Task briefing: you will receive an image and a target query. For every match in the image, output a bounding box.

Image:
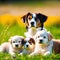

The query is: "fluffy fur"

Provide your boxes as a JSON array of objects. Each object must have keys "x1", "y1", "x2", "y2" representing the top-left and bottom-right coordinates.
[
  {"x1": 29, "y1": 30, "x2": 53, "y2": 56},
  {"x1": 0, "y1": 35, "x2": 25, "y2": 57},
  {"x1": 21, "y1": 37, "x2": 35, "y2": 55}
]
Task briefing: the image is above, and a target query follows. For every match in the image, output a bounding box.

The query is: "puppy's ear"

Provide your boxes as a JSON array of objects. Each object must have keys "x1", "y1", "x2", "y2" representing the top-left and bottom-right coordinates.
[
  {"x1": 30, "y1": 38, "x2": 35, "y2": 44},
  {"x1": 48, "y1": 32, "x2": 53, "y2": 41},
  {"x1": 36, "y1": 13, "x2": 48, "y2": 23},
  {"x1": 9, "y1": 37, "x2": 12, "y2": 44},
  {"x1": 21, "y1": 12, "x2": 31, "y2": 23},
  {"x1": 22, "y1": 38, "x2": 25, "y2": 45},
  {"x1": 21, "y1": 15, "x2": 26, "y2": 23},
  {"x1": 27, "y1": 12, "x2": 32, "y2": 16}
]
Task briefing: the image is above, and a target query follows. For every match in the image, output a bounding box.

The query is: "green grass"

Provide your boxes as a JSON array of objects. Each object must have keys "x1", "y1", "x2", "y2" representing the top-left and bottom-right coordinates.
[
  {"x1": 0, "y1": 23, "x2": 60, "y2": 60},
  {"x1": 45, "y1": 24, "x2": 60, "y2": 39}
]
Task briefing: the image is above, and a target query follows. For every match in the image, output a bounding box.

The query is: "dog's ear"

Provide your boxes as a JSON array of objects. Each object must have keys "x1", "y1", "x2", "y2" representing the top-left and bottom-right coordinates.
[
  {"x1": 9, "y1": 37, "x2": 12, "y2": 44},
  {"x1": 21, "y1": 15, "x2": 26, "y2": 23},
  {"x1": 48, "y1": 32, "x2": 53, "y2": 41},
  {"x1": 21, "y1": 12, "x2": 31, "y2": 23},
  {"x1": 27, "y1": 12, "x2": 32, "y2": 16},
  {"x1": 30, "y1": 38, "x2": 35, "y2": 44},
  {"x1": 36, "y1": 13, "x2": 48, "y2": 23},
  {"x1": 22, "y1": 38, "x2": 25, "y2": 45}
]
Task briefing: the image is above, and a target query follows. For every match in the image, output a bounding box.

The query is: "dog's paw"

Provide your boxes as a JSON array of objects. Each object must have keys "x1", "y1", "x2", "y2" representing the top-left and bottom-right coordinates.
[
  {"x1": 44, "y1": 51, "x2": 50, "y2": 56},
  {"x1": 18, "y1": 53, "x2": 23, "y2": 56},
  {"x1": 12, "y1": 54, "x2": 16, "y2": 58}
]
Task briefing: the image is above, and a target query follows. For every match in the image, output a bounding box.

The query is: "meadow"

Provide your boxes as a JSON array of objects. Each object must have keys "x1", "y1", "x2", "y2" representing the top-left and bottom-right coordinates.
[{"x1": 0, "y1": 14, "x2": 60, "y2": 60}]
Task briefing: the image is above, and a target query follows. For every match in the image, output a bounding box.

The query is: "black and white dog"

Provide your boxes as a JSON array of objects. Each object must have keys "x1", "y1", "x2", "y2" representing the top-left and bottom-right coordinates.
[
  {"x1": 22, "y1": 12, "x2": 48, "y2": 30},
  {"x1": 22, "y1": 12, "x2": 48, "y2": 38}
]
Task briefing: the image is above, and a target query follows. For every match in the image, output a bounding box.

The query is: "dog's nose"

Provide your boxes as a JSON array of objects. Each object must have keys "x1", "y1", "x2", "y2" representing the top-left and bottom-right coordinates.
[
  {"x1": 39, "y1": 39, "x2": 43, "y2": 43},
  {"x1": 26, "y1": 45, "x2": 29, "y2": 47},
  {"x1": 31, "y1": 22, "x2": 34, "y2": 27},
  {"x1": 15, "y1": 44, "x2": 18, "y2": 47}
]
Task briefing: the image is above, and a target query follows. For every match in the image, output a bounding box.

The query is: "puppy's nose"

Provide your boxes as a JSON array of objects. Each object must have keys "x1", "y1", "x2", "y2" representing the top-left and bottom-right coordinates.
[
  {"x1": 31, "y1": 22, "x2": 34, "y2": 27},
  {"x1": 26, "y1": 45, "x2": 29, "y2": 47},
  {"x1": 15, "y1": 44, "x2": 18, "y2": 47},
  {"x1": 39, "y1": 39, "x2": 43, "y2": 43}
]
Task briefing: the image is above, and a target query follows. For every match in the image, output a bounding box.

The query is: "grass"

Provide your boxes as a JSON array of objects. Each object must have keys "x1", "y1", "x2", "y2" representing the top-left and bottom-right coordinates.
[
  {"x1": 0, "y1": 23, "x2": 60, "y2": 60},
  {"x1": 45, "y1": 24, "x2": 60, "y2": 39}
]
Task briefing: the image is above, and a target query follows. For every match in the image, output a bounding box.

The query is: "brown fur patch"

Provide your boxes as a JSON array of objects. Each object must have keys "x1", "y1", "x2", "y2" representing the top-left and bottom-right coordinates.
[
  {"x1": 29, "y1": 38, "x2": 35, "y2": 44},
  {"x1": 53, "y1": 40, "x2": 60, "y2": 54}
]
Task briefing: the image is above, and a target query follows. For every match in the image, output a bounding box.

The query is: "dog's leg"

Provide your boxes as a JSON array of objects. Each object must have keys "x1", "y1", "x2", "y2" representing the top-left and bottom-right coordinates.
[
  {"x1": 0, "y1": 45, "x2": 5, "y2": 52},
  {"x1": 44, "y1": 51, "x2": 50, "y2": 56},
  {"x1": 9, "y1": 46, "x2": 15, "y2": 58},
  {"x1": 29, "y1": 51, "x2": 37, "y2": 56}
]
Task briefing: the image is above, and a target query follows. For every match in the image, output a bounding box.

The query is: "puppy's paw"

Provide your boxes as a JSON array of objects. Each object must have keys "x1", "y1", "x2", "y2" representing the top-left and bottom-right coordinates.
[
  {"x1": 18, "y1": 53, "x2": 23, "y2": 56},
  {"x1": 12, "y1": 54, "x2": 16, "y2": 58},
  {"x1": 44, "y1": 51, "x2": 50, "y2": 56}
]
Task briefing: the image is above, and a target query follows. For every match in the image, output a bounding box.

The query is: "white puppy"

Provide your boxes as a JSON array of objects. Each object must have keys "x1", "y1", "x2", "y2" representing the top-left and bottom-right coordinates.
[
  {"x1": 29, "y1": 30, "x2": 53, "y2": 56},
  {"x1": 0, "y1": 35, "x2": 25, "y2": 57}
]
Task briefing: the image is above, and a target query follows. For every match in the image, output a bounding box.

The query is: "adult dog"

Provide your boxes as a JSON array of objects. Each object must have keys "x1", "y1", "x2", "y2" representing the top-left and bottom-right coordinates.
[
  {"x1": 22, "y1": 12, "x2": 48, "y2": 30},
  {"x1": 22, "y1": 12, "x2": 48, "y2": 37}
]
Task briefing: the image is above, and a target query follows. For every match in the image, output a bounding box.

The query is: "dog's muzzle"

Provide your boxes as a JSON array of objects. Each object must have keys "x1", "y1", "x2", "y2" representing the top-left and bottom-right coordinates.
[
  {"x1": 31, "y1": 22, "x2": 34, "y2": 27},
  {"x1": 39, "y1": 39, "x2": 43, "y2": 43},
  {"x1": 15, "y1": 44, "x2": 18, "y2": 47},
  {"x1": 26, "y1": 45, "x2": 29, "y2": 47}
]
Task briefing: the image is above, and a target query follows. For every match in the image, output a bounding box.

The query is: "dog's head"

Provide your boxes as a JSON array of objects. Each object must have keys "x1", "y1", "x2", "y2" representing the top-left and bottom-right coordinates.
[
  {"x1": 9, "y1": 36, "x2": 25, "y2": 49},
  {"x1": 34, "y1": 30, "x2": 53, "y2": 46},
  {"x1": 24, "y1": 37, "x2": 35, "y2": 51},
  {"x1": 21, "y1": 12, "x2": 48, "y2": 30}
]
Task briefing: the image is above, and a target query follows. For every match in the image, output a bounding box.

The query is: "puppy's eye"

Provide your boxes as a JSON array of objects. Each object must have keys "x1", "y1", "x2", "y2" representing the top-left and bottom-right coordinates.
[
  {"x1": 28, "y1": 16, "x2": 32, "y2": 20},
  {"x1": 29, "y1": 42, "x2": 32, "y2": 45},
  {"x1": 19, "y1": 41, "x2": 21, "y2": 43},
  {"x1": 44, "y1": 36, "x2": 46, "y2": 38},
  {"x1": 13, "y1": 41, "x2": 15, "y2": 43},
  {"x1": 38, "y1": 36, "x2": 40, "y2": 38}
]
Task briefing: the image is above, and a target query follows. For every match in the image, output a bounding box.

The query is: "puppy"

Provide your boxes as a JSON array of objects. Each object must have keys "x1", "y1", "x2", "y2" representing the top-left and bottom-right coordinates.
[
  {"x1": 22, "y1": 37, "x2": 35, "y2": 54},
  {"x1": 29, "y1": 30, "x2": 53, "y2": 56},
  {"x1": 22, "y1": 12, "x2": 48, "y2": 38},
  {"x1": 22, "y1": 12, "x2": 48, "y2": 30},
  {"x1": 0, "y1": 35, "x2": 25, "y2": 57}
]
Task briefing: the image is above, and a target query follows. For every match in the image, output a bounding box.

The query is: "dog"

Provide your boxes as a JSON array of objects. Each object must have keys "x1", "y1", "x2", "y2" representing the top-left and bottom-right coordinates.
[
  {"x1": 29, "y1": 30, "x2": 53, "y2": 56},
  {"x1": 22, "y1": 12, "x2": 48, "y2": 30},
  {"x1": 0, "y1": 35, "x2": 25, "y2": 58},
  {"x1": 22, "y1": 12, "x2": 48, "y2": 38},
  {"x1": 21, "y1": 37, "x2": 35, "y2": 55}
]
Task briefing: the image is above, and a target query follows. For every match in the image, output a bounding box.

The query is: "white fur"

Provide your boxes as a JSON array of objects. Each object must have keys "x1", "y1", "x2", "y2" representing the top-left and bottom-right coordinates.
[
  {"x1": 0, "y1": 35, "x2": 24, "y2": 57},
  {"x1": 24, "y1": 27, "x2": 46, "y2": 38},
  {"x1": 28, "y1": 14, "x2": 36, "y2": 28},
  {"x1": 24, "y1": 28, "x2": 37, "y2": 38},
  {"x1": 29, "y1": 30, "x2": 53, "y2": 56}
]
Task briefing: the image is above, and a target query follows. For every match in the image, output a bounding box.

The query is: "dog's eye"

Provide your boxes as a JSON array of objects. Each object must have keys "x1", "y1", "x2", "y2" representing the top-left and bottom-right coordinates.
[
  {"x1": 29, "y1": 42, "x2": 32, "y2": 45},
  {"x1": 13, "y1": 41, "x2": 15, "y2": 43},
  {"x1": 19, "y1": 41, "x2": 21, "y2": 43},
  {"x1": 38, "y1": 36, "x2": 40, "y2": 38},
  {"x1": 28, "y1": 16, "x2": 32, "y2": 20},
  {"x1": 44, "y1": 36, "x2": 46, "y2": 38}
]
